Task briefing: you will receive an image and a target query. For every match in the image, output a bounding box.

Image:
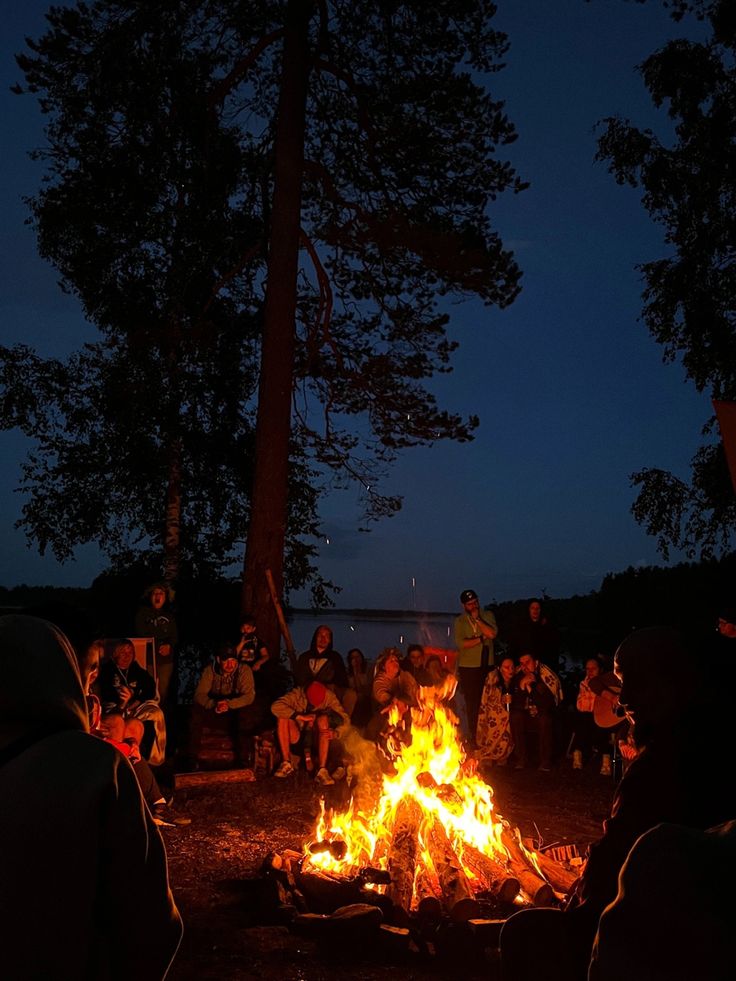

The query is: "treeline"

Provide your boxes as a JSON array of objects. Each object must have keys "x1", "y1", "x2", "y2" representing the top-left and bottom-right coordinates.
[
  {"x1": 2, "y1": 552, "x2": 734, "y2": 663},
  {"x1": 494, "y1": 553, "x2": 736, "y2": 665}
]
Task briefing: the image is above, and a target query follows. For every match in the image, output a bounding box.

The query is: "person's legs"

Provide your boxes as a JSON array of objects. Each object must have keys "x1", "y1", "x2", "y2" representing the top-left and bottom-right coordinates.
[
  {"x1": 233, "y1": 703, "x2": 264, "y2": 766},
  {"x1": 132, "y1": 758, "x2": 164, "y2": 808},
  {"x1": 538, "y1": 712, "x2": 554, "y2": 769},
  {"x1": 458, "y1": 666, "x2": 484, "y2": 743},
  {"x1": 509, "y1": 710, "x2": 527, "y2": 766}
]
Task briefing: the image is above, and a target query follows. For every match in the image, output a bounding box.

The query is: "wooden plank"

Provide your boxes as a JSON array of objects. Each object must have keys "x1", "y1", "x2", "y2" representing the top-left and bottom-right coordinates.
[{"x1": 175, "y1": 768, "x2": 257, "y2": 788}]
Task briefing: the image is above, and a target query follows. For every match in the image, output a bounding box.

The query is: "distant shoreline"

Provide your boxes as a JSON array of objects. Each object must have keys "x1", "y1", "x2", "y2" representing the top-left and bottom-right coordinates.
[{"x1": 286, "y1": 608, "x2": 456, "y2": 619}]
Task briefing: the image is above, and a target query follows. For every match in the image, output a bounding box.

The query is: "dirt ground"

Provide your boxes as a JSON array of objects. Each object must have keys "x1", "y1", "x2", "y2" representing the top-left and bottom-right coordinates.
[{"x1": 162, "y1": 761, "x2": 615, "y2": 981}]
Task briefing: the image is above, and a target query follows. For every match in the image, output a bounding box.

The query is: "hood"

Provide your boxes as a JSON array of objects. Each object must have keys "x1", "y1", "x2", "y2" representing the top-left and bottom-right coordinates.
[{"x1": 0, "y1": 615, "x2": 89, "y2": 751}]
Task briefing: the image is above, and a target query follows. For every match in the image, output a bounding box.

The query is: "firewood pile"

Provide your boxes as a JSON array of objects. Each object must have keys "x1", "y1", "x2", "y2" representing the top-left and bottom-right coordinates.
[{"x1": 255, "y1": 806, "x2": 579, "y2": 964}]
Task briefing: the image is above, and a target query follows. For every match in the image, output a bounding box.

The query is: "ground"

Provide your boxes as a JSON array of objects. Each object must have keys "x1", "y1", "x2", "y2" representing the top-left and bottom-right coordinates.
[{"x1": 162, "y1": 762, "x2": 614, "y2": 981}]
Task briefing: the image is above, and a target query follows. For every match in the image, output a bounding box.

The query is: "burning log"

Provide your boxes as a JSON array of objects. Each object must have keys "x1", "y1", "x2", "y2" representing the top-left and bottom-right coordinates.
[
  {"x1": 536, "y1": 852, "x2": 579, "y2": 896},
  {"x1": 425, "y1": 816, "x2": 480, "y2": 921},
  {"x1": 294, "y1": 868, "x2": 363, "y2": 914},
  {"x1": 414, "y1": 865, "x2": 443, "y2": 920},
  {"x1": 385, "y1": 798, "x2": 422, "y2": 920},
  {"x1": 460, "y1": 843, "x2": 521, "y2": 904},
  {"x1": 500, "y1": 828, "x2": 556, "y2": 908}
]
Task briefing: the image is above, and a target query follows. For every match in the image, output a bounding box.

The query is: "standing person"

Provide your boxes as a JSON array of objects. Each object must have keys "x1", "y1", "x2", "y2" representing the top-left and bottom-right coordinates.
[
  {"x1": 454, "y1": 588, "x2": 498, "y2": 747},
  {"x1": 510, "y1": 598, "x2": 561, "y2": 672},
  {"x1": 0, "y1": 615, "x2": 182, "y2": 981},
  {"x1": 476, "y1": 655, "x2": 516, "y2": 766},
  {"x1": 499, "y1": 625, "x2": 733, "y2": 981},
  {"x1": 135, "y1": 582, "x2": 178, "y2": 706},
  {"x1": 294, "y1": 624, "x2": 349, "y2": 707}
]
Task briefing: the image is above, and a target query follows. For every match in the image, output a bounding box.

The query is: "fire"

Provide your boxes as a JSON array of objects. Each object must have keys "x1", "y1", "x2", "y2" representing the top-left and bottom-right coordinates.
[{"x1": 304, "y1": 679, "x2": 517, "y2": 905}]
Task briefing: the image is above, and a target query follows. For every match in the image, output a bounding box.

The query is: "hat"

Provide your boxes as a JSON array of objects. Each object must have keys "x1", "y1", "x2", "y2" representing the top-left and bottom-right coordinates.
[
  {"x1": 305, "y1": 681, "x2": 327, "y2": 706},
  {"x1": 460, "y1": 589, "x2": 478, "y2": 604}
]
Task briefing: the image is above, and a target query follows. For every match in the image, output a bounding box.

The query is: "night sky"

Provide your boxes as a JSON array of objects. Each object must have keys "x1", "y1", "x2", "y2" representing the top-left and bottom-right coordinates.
[{"x1": 0, "y1": 1, "x2": 713, "y2": 609}]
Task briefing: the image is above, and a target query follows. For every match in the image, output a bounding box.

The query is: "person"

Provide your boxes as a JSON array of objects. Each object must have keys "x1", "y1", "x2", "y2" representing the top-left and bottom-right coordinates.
[
  {"x1": 0, "y1": 614, "x2": 182, "y2": 980},
  {"x1": 234, "y1": 614, "x2": 269, "y2": 672},
  {"x1": 509, "y1": 597, "x2": 561, "y2": 672},
  {"x1": 476, "y1": 654, "x2": 516, "y2": 766},
  {"x1": 96, "y1": 637, "x2": 168, "y2": 765},
  {"x1": 365, "y1": 647, "x2": 419, "y2": 744},
  {"x1": 402, "y1": 643, "x2": 431, "y2": 684},
  {"x1": 589, "y1": 818, "x2": 736, "y2": 981},
  {"x1": 499, "y1": 625, "x2": 734, "y2": 981},
  {"x1": 188, "y1": 643, "x2": 264, "y2": 770},
  {"x1": 345, "y1": 647, "x2": 373, "y2": 726},
  {"x1": 716, "y1": 604, "x2": 736, "y2": 639},
  {"x1": 454, "y1": 588, "x2": 498, "y2": 746},
  {"x1": 293, "y1": 624, "x2": 349, "y2": 709},
  {"x1": 570, "y1": 656, "x2": 613, "y2": 774},
  {"x1": 508, "y1": 652, "x2": 562, "y2": 771},
  {"x1": 271, "y1": 680, "x2": 349, "y2": 785},
  {"x1": 135, "y1": 582, "x2": 178, "y2": 706}
]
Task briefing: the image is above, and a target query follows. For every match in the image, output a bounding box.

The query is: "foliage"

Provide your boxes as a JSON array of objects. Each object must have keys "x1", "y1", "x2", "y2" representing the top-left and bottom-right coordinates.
[
  {"x1": 3, "y1": 1, "x2": 525, "y2": 605},
  {"x1": 596, "y1": 0, "x2": 736, "y2": 558}
]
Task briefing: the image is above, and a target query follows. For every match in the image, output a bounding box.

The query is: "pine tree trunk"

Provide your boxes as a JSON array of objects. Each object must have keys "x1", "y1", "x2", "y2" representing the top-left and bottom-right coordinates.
[{"x1": 242, "y1": 0, "x2": 313, "y2": 656}]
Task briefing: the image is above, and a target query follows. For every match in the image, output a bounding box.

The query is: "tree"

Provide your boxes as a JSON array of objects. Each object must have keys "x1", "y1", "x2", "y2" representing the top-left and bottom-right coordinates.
[
  {"x1": 4, "y1": 1, "x2": 526, "y2": 655},
  {"x1": 596, "y1": 0, "x2": 736, "y2": 558}
]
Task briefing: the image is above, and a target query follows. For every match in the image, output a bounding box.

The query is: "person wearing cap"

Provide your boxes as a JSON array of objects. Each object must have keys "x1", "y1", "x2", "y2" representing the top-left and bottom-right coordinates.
[
  {"x1": 188, "y1": 643, "x2": 263, "y2": 771},
  {"x1": 271, "y1": 680, "x2": 349, "y2": 784},
  {"x1": 454, "y1": 588, "x2": 498, "y2": 746},
  {"x1": 499, "y1": 625, "x2": 733, "y2": 981}
]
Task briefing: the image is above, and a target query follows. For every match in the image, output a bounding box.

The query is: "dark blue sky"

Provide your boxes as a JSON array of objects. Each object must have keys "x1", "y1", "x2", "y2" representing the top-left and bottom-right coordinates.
[{"x1": 0, "y1": 2, "x2": 713, "y2": 609}]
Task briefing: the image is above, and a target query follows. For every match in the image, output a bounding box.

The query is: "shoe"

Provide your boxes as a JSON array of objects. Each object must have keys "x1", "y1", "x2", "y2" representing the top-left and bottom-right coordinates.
[
  {"x1": 315, "y1": 767, "x2": 335, "y2": 786},
  {"x1": 331, "y1": 766, "x2": 346, "y2": 781},
  {"x1": 600, "y1": 754, "x2": 612, "y2": 776},
  {"x1": 514, "y1": 763, "x2": 525, "y2": 770},
  {"x1": 274, "y1": 760, "x2": 295, "y2": 778},
  {"x1": 152, "y1": 804, "x2": 191, "y2": 827},
  {"x1": 538, "y1": 765, "x2": 551, "y2": 773},
  {"x1": 572, "y1": 750, "x2": 583, "y2": 770}
]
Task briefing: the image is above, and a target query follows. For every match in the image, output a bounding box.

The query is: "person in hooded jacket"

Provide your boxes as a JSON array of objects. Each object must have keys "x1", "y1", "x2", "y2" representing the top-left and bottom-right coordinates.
[
  {"x1": 0, "y1": 614, "x2": 182, "y2": 981},
  {"x1": 135, "y1": 583, "x2": 178, "y2": 705}
]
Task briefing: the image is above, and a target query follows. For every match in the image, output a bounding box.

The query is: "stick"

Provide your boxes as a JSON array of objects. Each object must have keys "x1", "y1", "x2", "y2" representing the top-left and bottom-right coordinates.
[{"x1": 265, "y1": 568, "x2": 297, "y2": 673}]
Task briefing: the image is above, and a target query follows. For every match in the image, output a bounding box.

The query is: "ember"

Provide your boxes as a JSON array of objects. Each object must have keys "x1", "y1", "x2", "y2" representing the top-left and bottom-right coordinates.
[{"x1": 302, "y1": 680, "x2": 574, "y2": 920}]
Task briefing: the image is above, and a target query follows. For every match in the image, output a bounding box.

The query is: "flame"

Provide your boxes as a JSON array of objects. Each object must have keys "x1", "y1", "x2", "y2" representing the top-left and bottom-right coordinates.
[{"x1": 305, "y1": 681, "x2": 516, "y2": 901}]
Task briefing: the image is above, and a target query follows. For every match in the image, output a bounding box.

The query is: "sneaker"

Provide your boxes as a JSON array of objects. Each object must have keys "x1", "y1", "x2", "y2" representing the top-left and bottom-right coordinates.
[
  {"x1": 315, "y1": 767, "x2": 335, "y2": 786},
  {"x1": 274, "y1": 760, "x2": 295, "y2": 778},
  {"x1": 538, "y1": 765, "x2": 552, "y2": 773},
  {"x1": 331, "y1": 766, "x2": 346, "y2": 781},
  {"x1": 152, "y1": 804, "x2": 191, "y2": 827},
  {"x1": 572, "y1": 750, "x2": 583, "y2": 770}
]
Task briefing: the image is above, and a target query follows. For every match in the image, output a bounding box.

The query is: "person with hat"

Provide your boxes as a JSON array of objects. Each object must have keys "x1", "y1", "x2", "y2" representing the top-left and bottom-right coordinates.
[
  {"x1": 271, "y1": 680, "x2": 349, "y2": 784},
  {"x1": 454, "y1": 588, "x2": 498, "y2": 747},
  {"x1": 188, "y1": 643, "x2": 264, "y2": 772}
]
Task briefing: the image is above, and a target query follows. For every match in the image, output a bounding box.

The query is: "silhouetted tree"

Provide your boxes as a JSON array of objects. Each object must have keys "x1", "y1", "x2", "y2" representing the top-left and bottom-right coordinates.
[
  {"x1": 3, "y1": 1, "x2": 526, "y2": 655},
  {"x1": 596, "y1": 0, "x2": 736, "y2": 558}
]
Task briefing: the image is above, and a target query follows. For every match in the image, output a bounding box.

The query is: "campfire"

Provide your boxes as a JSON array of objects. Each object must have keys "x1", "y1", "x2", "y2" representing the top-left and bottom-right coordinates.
[{"x1": 296, "y1": 680, "x2": 578, "y2": 924}]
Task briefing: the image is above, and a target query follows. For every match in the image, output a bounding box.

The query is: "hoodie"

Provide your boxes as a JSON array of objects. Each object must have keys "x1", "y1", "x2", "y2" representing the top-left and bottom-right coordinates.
[{"x1": 0, "y1": 615, "x2": 182, "y2": 981}]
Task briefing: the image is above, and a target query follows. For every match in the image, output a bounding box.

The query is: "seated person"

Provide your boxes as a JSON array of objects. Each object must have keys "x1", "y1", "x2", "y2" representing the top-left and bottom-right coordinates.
[
  {"x1": 78, "y1": 640, "x2": 185, "y2": 823},
  {"x1": 402, "y1": 644, "x2": 432, "y2": 684},
  {"x1": 96, "y1": 638, "x2": 167, "y2": 765},
  {"x1": 188, "y1": 643, "x2": 264, "y2": 770},
  {"x1": 476, "y1": 654, "x2": 516, "y2": 766},
  {"x1": 345, "y1": 647, "x2": 373, "y2": 726},
  {"x1": 570, "y1": 656, "x2": 614, "y2": 774},
  {"x1": 365, "y1": 647, "x2": 419, "y2": 743},
  {"x1": 271, "y1": 680, "x2": 349, "y2": 785},
  {"x1": 508, "y1": 652, "x2": 562, "y2": 771}
]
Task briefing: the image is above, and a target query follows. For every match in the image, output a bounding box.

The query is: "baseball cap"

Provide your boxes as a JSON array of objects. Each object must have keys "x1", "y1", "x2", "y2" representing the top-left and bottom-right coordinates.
[{"x1": 460, "y1": 589, "x2": 478, "y2": 604}]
